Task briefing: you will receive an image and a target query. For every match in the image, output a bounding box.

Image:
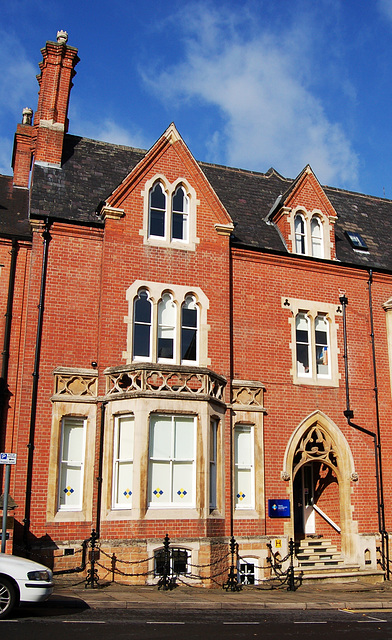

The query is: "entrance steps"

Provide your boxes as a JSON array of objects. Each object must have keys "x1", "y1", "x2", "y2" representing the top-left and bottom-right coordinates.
[{"x1": 295, "y1": 538, "x2": 384, "y2": 584}]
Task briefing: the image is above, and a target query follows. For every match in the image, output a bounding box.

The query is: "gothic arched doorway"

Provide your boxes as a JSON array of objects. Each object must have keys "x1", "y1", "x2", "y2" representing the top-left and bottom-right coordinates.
[{"x1": 283, "y1": 412, "x2": 358, "y2": 562}]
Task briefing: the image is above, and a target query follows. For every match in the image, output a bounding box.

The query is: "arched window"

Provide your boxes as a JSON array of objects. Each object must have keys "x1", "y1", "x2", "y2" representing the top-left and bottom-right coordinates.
[
  {"x1": 294, "y1": 214, "x2": 306, "y2": 254},
  {"x1": 149, "y1": 182, "x2": 166, "y2": 238},
  {"x1": 296, "y1": 313, "x2": 311, "y2": 376},
  {"x1": 158, "y1": 293, "x2": 176, "y2": 361},
  {"x1": 311, "y1": 217, "x2": 323, "y2": 258},
  {"x1": 181, "y1": 295, "x2": 198, "y2": 362},
  {"x1": 133, "y1": 290, "x2": 152, "y2": 359},
  {"x1": 172, "y1": 185, "x2": 189, "y2": 241}
]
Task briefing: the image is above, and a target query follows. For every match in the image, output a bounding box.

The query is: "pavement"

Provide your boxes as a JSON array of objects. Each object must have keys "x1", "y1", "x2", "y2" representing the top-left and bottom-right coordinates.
[{"x1": 48, "y1": 575, "x2": 392, "y2": 611}]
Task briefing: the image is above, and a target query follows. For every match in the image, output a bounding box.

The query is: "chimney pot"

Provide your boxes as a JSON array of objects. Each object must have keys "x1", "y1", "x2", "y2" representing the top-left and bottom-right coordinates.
[
  {"x1": 56, "y1": 30, "x2": 68, "y2": 44},
  {"x1": 22, "y1": 107, "x2": 33, "y2": 126}
]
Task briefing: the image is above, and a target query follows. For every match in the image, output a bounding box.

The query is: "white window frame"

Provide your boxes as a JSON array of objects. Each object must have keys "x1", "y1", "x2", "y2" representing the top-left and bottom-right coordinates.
[
  {"x1": 310, "y1": 216, "x2": 323, "y2": 258},
  {"x1": 58, "y1": 417, "x2": 86, "y2": 512},
  {"x1": 125, "y1": 281, "x2": 209, "y2": 366},
  {"x1": 148, "y1": 414, "x2": 197, "y2": 508},
  {"x1": 294, "y1": 213, "x2": 306, "y2": 255},
  {"x1": 141, "y1": 175, "x2": 199, "y2": 251},
  {"x1": 234, "y1": 424, "x2": 255, "y2": 510},
  {"x1": 171, "y1": 185, "x2": 189, "y2": 243},
  {"x1": 112, "y1": 415, "x2": 134, "y2": 509},
  {"x1": 283, "y1": 297, "x2": 340, "y2": 387},
  {"x1": 181, "y1": 294, "x2": 199, "y2": 365}
]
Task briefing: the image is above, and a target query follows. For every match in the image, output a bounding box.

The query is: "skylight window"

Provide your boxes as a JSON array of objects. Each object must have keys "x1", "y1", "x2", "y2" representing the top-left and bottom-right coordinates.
[{"x1": 345, "y1": 231, "x2": 368, "y2": 251}]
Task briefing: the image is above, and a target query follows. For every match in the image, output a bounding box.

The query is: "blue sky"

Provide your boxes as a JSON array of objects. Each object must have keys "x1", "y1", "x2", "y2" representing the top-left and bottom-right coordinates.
[{"x1": 1, "y1": 0, "x2": 392, "y2": 198}]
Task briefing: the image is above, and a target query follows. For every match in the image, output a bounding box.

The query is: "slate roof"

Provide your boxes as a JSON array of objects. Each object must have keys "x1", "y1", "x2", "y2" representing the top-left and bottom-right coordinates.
[
  {"x1": 0, "y1": 175, "x2": 30, "y2": 239},
  {"x1": 28, "y1": 133, "x2": 392, "y2": 272}
]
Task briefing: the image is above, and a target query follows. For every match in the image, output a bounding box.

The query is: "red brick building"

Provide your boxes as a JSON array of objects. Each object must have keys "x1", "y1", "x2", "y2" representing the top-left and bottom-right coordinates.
[{"x1": 1, "y1": 31, "x2": 392, "y2": 584}]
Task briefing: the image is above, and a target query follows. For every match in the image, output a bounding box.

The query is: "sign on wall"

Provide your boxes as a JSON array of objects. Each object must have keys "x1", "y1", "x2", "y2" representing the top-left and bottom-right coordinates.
[{"x1": 268, "y1": 499, "x2": 290, "y2": 518}]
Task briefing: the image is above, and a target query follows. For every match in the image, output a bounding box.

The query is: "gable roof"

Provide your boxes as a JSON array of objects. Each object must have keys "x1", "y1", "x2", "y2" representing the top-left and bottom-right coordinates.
[{"x1": 27, "y1": 132, "x2": 392, "y2": 271}]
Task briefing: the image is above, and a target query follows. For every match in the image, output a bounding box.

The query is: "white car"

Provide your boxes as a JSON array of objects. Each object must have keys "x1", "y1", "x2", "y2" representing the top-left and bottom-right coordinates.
[{"x1": 0, "y1": 553, "x2": 53, "y2": 618}]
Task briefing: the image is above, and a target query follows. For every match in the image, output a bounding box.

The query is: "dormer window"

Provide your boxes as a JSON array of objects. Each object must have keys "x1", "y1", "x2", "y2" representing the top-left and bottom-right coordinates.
[{"x1": 291, "y1": 208, "x2": 328, "y2": 259}]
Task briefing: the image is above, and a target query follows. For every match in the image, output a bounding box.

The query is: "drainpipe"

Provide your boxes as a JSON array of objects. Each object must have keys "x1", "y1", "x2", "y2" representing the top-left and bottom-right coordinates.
[
  {"x1": 95, "y1": 400, "x2": 107, "y2": 538},
  {"x1": 367, "y1": 270, "x2": 389, "y2": 576},
  {"x1": 0, "y1": 238, "x2": 19, "y2": 443},
  {"x1": 23, "y1": 219, "x2": 51, "y2": 551},
  {"x1": 339, "y1": 293, "x2": 389, "y2": 578},
  {"x1": 228, "y1": 248, "x2": 234, "y2": 542}
]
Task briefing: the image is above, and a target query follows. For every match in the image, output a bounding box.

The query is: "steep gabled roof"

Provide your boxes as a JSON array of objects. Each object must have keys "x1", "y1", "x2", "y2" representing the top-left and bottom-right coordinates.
[
  {"x1": 28, "y1": 132, "x2": 392, "y2": 271},
  {"x1": 0, "y1": 175, "x2": 30, "y2": 239}
]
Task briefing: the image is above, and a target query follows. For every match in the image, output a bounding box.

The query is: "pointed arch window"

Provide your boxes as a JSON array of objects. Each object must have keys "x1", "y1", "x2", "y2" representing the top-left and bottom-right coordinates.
[
  {"x1": 181, "y1": 295, "x2": 198, "y2": 363},
  {"x1": 294, "y1": 214, "x2": 306, "y2": 255},
  {"x1": 149, "y1": 182, "x2": 166, "y2": 238},
  {"x1": 133, "y1": 290, "x2": 152, "y2": 360},
  {"x1": 172, "y1": 185, "x2": 189, "y2": 241},
  {"x1": 158, "y1": 293, "x2": 176, "y2": 361},
  {"x1": 311, "y1": 216, "x2": 323, "y2": 258}
]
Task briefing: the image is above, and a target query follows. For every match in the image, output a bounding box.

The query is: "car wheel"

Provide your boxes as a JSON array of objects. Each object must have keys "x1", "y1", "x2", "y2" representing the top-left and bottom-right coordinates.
[{"x1": 0, "y1": 577, "x2": 17, "y2": 619}]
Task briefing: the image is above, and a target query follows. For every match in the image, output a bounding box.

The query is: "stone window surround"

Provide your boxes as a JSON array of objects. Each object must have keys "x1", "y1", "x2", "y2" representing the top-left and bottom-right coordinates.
[
  {"x1": 289, "y1": 205, "x2": 332, "y2": 260},
  {"x1": 124, "y1": 280, "x2": 210, "y2": 367},
  {"x1": 282, "y1": 296, "x2": 341, "y2": 387},
  {"x1": 140, "y1": 174, "x2": 200, "y2": 251},
  {"x1": 46, "y1": 401, "x2": 96, "y2": 523}
]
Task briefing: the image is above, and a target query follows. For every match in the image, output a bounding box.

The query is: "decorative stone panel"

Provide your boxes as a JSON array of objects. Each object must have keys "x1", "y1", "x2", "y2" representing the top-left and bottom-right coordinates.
[
  {"x1": 104, "y1": 363, "x2": 226, "y2": 404},
  {"x1": 231, "y1": 380, "x2": 265, "y2": 411},
  {"x1": 53, "y1": 367, "x2": 98, "y2": 400}
]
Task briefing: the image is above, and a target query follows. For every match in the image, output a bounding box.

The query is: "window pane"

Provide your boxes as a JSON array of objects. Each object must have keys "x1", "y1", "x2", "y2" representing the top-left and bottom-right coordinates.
[
  {"x1": 172, "y1": 549, "x2": 188, "y2": 574},
  {"x1": 210, "y1": 421, "x2": 217, "y2": 509},
  {"x1": 296, "y1": 314, "x2": 310, "y2": 375},
  {"x1": 315, "y1": 315, "x2": 329, "y2": 376},
  {"x1": 158, "y1": 294, "x2": 175, "y2": 360},
  {"x1": 149, "y1": 183, "x2": 166, "y2": 237},
  {"x1": 62, "y1": 422, "x2": 84, "y2": 461},
  {"x1": 115, "y1": 461, "x2": 133, "y2": 506},
  {"x1": 235, "y1": 427, "x2": 252, "y2": 466},
  {"x1": 172, "y1": 213, "x2": 186, "y2": 240},
  {"x1": 295, "y1": 215, "x2": 306, "y2": 254},
  {"x1": 172, "y1": 187, "x2": 186, "y2": 213},
  {"x1": 134, "y1": 292, "x2": 151, "y2": 323},
  {"x1": 150, "y1": 461, "x2": 170, "y2": 503},
  {"x1": 235, "y1": 468, "x2": 252, "y2": 507},
  {"x1": 173, "y1": 462, "x2": 193, "y2": 504},
  {"x1": 59, "y1": 464, "x2": 82, "y2": 508},
  {"x1": 150, "y1": 416, "x2": 172, "y2": 459},
  {"x1": 181, "y1": 297, "x2": 197, "y2": 362},
  {"x1": 311, "y1": 217, "x2": 323, "y2": 258},
  {"x1": 134, "y1": 324, "x2": 150, "y2": 357},
  {"x1": 174, "y1": 417, "x2": 194, "y2": 459},
  {"x1": 117, "y1": 416, "x2": 134, "y2": 460}
]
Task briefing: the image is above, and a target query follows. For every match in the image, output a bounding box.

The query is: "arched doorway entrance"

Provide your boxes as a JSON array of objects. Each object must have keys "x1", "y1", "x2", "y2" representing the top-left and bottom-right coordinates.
[
  {"x1": 292, "y1": 427, "x2": 340, "y2": 539},
  {"x1": 283, "y1": 412, "x2": 358, "y2": 562}
]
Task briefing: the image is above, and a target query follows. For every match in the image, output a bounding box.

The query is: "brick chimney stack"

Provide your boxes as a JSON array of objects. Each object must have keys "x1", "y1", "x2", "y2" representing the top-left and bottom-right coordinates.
[
  {"x1": 33, "y1": 30, "x2": 79, "y2": 166},
  {"x1": 12, "y1": 32, "x2": 79, "y2": 187},
  {"x1": 12, "y1": 108, "x2": 34, "y2": 188}
]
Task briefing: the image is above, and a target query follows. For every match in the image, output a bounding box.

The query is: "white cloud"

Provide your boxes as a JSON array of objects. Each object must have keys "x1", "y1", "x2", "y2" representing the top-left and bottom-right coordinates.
[
  {"x1": 378, "y1": 0, "x2": 392, "y2": 21},
  {"x1": 144, "y1": 6, "x2": 358, "y2": 187},
  {"x1": 69, "y1": 104, "x2": 150, "y2": 150},
  {"x1": 0, "y1": 30, "x2": 36, "y2": 116}
]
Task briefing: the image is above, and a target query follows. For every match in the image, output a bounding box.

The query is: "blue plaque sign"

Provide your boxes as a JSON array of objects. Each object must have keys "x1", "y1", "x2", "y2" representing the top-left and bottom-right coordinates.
[{"x1": 268, "y1": 499, "x2": 290, "y2": 518}]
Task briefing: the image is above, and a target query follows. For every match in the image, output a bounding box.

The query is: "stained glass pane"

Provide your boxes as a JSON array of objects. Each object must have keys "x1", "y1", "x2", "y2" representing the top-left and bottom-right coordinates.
[
  {"x1": 150, "y1": 461, "x2": 170, "y2": 503},
  {"x1": 173, "y1": 462, "x2": 193, "y2": 504}
]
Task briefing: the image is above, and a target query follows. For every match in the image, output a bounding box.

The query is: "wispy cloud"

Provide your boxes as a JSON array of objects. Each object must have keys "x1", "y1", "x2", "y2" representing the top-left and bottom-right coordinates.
[
  {"x1": 378, "y1": 0, "x2": 392, "y2": 21},
  {"x1": 0, "y1": 29, "x2": 37, "y2": 175},
  {"x1": 69, "y1": 105, "x2": 150, "y2": 150},
  {"x1": 143, "y1": 5, "x2": 358, "y2": 188}
]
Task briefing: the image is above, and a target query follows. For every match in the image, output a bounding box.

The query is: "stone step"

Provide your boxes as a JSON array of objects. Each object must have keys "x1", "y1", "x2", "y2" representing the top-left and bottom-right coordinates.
[
  {"x1": 297, "y1": 548, "x2": 339, "y2": 558},
  {"x1": 295, "y1": 568, "x2": 385, "y2": 585}
]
